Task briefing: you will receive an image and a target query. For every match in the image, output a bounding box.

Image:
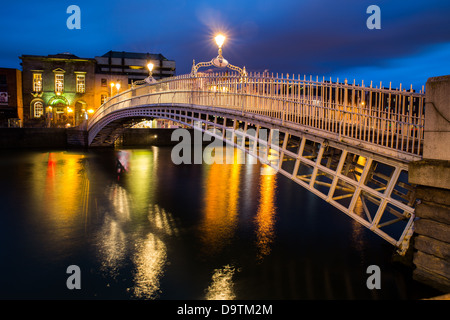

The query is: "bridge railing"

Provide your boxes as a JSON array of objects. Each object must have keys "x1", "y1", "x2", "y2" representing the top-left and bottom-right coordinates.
[{"x1": 88, "y1": 72, "x2": 425, "y2": 159}]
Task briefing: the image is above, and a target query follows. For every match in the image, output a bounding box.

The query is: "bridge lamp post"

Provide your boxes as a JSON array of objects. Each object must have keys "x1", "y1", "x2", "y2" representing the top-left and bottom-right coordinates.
[
  {"x1": 191, "y1": 33, "x2": 247, "y2": 77},
  {"x1": 145, "y1": 62, "x2": 156, "y2": 84},
  {"x1": 147, "y1": 62, "x2": 154, "y2": 77},
  {"x1": 115, "y1": 82, "x2": 121, "y2": 94},
  {"x1": 215, "y1": 34, "x2": 225, "y2": 59}
]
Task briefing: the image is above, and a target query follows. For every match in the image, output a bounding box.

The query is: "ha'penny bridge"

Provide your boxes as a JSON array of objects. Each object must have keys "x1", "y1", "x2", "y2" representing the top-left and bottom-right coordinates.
[
  {"x1": 86, "y1": 71, "x2": 424, "y2": 254},
  {"x1": 77, "y1": 36, "x2": 450, "y2": 292}
]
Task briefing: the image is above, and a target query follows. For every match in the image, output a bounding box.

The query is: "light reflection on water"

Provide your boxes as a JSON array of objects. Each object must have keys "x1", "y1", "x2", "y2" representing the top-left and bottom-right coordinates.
[
  {"x1": 131, "y1": 232, "x2": 167, "y2": 299},
  {"x1": 0, "y1": 147, "x2": 440, "y2": 300},
  {"x1": 205, "y1": 265, "x2": 237, "y2": 300},
  {"x1": 96, "y1": 184, "x2": 129, "y2": 280},
  {"x1": 200, "y1": 150, "x2": 241, "y2": 256},
  {"x1": 255, "y1": 169, "x2": 277, "y2": 261}
]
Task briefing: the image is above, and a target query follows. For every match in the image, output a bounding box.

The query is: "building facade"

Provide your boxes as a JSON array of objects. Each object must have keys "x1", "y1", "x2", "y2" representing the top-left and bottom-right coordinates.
[
  {"x1": 19, "y1": 51, "x2": 176, "y2": 127},
  {"x1": 0, "y1": 68, "x2": 23, "y2": 126},
  {"x1": 95, "y1": 50, "x2": 176, "y2": 83},
  {"x1": 20, "y1": 53, "x2": 96, "y2": 127},
  {"x1": 94, "y1": 51, "x2": 176, "y2": 110}
]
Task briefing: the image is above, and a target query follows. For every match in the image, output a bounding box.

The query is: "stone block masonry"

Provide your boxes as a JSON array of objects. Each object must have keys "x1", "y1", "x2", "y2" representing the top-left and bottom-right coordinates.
[
  {"x1": 408, "y1": 181, "x2": 450, "y2": 292},
  {"x1": 408, "y1": 75, "x2": 450, "y2": 293}
]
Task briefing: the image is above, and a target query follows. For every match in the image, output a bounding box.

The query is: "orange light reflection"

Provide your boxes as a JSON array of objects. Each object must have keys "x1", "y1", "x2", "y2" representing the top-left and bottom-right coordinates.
[
  {"x1": 255, "y1": 167, "x2": 277, "y2": 261},
  {"x1": 200, "y1": 148, "x2": 241, "y2": 254}
]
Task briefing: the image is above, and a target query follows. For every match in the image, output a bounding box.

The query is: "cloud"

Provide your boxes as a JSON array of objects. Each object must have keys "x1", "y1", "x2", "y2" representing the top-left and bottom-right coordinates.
[{"x1": 1, "y1": 0, "x2": 449, "y2": 86}]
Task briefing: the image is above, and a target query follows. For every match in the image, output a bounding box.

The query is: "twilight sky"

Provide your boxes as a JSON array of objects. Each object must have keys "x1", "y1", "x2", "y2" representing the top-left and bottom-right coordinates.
[{"x1": 1, "y1": 0, "x2": 449, "y2": 89}]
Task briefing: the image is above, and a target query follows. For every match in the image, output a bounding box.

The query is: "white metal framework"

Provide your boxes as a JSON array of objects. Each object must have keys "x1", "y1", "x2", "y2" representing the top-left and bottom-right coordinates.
[{"x1": 86, "y1": 72, "x2": 425, "y2": 254}]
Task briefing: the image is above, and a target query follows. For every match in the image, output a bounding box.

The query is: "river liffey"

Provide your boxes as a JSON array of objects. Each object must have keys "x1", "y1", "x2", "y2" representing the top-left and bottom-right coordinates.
[{"x1": 0, "y1": 147, "x2": 440, "y2": 299}]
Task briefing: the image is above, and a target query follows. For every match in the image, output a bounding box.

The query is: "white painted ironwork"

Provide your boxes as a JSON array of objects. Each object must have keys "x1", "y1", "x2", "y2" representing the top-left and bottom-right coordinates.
[
  {"x1": 89, "y1": 72, "x2": 425, "y2": 161},
  {"x1": 190, "y1": 34, "x2": 247, "y2": 77},
  {"x1": 87, "y1": 72, "x2": 426, "y2": 254}
]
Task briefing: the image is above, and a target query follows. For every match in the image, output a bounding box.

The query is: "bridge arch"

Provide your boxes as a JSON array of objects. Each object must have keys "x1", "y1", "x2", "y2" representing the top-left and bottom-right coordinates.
[
  {"x1": 85, "y1": 73, "x2": 425, "y2": 254},
  {"x1": 88, "y1": 102, "x2": 416, "y2": 254}
]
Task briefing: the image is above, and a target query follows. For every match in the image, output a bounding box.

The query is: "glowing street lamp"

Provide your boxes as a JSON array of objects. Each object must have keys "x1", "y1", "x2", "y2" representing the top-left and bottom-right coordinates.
[
  {"x1": 191, "y1": 33, "x2": 246, "y2": 77},
  {"x1": 215, "y1": 34, "x2": 225, "y2": 49},
  {"x1": 110, "y1": 82, "x2": 115, "y2": 96},
  {"x1": 147, "y1": 62, "x2": 154, "y2": 76},
  {"x1": 115, "y1": 82, "x2": 121, "y2": 92},
  {"x1": 145, "y1": 62, "x2": 156, "y2": 84}
]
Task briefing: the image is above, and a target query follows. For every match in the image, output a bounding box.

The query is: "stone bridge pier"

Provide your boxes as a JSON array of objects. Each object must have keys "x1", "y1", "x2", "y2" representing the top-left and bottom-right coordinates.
[{"x1": 409, "y1": 75, "x2": 450, "y2": 293}]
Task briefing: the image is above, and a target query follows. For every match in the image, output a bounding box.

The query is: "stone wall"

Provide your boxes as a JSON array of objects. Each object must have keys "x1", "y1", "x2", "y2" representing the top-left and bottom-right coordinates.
[
  {"x1": 408, "y1": 75, "x2": 450, "y2": 293},
  {"x1": 0, "y1": 128, "x2": 67, "y2": 148},
  {"x1": 409, "y1": 161, "x2": 450, "y2": 293}
]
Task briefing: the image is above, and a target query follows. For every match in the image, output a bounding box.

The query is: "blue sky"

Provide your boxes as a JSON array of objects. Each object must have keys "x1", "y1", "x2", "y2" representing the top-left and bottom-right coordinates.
[{"x1": 1, "y1": 0, "x2": 449, "y2": 89}]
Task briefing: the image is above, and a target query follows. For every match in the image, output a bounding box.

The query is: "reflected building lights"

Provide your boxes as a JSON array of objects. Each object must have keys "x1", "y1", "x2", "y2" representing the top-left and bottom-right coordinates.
[
  {"x1": 110, "y1": 184, "x2": 131, "y2": 222},
  {"x1": 255, "y1": 168, "x2": 277, "y2": 261},
  {"x1": 132, "y1": 233, "x2": 167, "y2": 299},
  {"x1": 125, "y1": 149, "x2": 156, "y2": 215},
  {"x1": 104, "y1": 149, "x2": 172, "y2": 299},
  {"x1": 148, "y1": 204, "x2": 180, "y2": 237},
  {"x1": 205, "y1": 265, "x2": 237, "y2": 300},
  {"x1": 97, "y1": 218, "x2": 127, "y2": 279},
  {"x1": 96, "y1": 184, "x2": 131, "y2": 278},
  {"x1": 350, "y1": 197, "x2": 366, "y2": 252},
  {"x1": 42, "y1": 152, "x2": 88, "y2": 228},
  {"x1": 200, "y1": 148, "x2": 241, "y2": 254},
  {"x1": 21, "y1": 151, "x2": 93, "y2": 259}
]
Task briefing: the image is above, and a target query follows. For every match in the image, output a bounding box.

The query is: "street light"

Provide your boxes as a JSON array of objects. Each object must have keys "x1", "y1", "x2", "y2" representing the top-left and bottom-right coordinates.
[
  {"x1": 147, "y1": 62, "x2": 154, "y2": 76},
  {"x1": 145, "y1": 62, "x2": 156, "y2": 84},
  {"x1": 215, "y1": 34, "x2": 225, "y2": 49},
  {"x1": 115, "y1": 82, "x2": 121, "y2": 93},
  {"x1": 110, "y1": 82, "x2": 115, "y2": 97},
  {"x1": 66, "y1": 107, "x2": 74, "y2": 127},
  {"x1": 191, "y1": 33, "x2": 247, "y2": 77}
]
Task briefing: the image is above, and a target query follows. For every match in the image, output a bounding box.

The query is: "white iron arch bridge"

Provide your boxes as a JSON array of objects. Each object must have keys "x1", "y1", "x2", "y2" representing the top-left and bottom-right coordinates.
[{"x1": 86, "y1": 71, "x2": 426, "y2": 255}]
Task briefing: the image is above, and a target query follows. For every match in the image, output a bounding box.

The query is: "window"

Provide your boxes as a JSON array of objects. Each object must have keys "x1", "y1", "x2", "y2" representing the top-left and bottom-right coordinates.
[
  {"x1": 100, "y1": 94, "x2": 108, "y2": 105},
  {"x1": 101, "y1": 78, "x2": 107, "y2": 87},
  {"x1": 34, "y1": 101, "x2": 44, "y2": 118},
  {"x1": 33, "y1": 73, "x2": 42, "y2": 92},
  {"x1": 76, "y1": 74, "x2": 85, "y2": 93},
  {"x1": 55, "y1": 73, "x2": 64, "y2": 93}
]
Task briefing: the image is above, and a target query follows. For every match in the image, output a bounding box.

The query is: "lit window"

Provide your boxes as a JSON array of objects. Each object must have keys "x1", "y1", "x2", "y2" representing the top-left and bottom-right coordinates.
[
  {"x1": 55, "y1": 73, "x2": 64, "y2": 93},
  {"x1": 33, "y1": 73, "x2": 42, "y2": 92},
  {"x1": 34, "y1": 101, "x2": 44, "y2": 118},
  {"x1": 100, "y1": 94, "x2": 108, "y2": 105},
  {"x1": 76, "y1": 74, "x2": 85, "y2": 93}
]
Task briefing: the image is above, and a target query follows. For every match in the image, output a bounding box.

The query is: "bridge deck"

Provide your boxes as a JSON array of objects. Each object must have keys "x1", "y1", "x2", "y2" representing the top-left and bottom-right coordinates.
[{"x1": 89, "y1": 72, "x2": 425, "y2": 161}]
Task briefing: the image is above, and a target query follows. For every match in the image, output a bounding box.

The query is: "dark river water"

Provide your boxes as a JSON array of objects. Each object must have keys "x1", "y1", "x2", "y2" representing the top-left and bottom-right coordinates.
[{"x1": 0, "y1": 146, "x2": 439, "y2": 300}]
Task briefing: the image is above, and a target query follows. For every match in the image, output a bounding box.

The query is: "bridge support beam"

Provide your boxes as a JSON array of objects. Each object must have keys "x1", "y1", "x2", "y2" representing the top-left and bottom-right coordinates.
[{"x1": 409, "y1": 75, "x2": 450, "y2": 293}]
